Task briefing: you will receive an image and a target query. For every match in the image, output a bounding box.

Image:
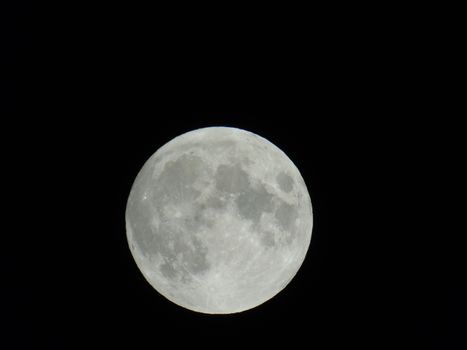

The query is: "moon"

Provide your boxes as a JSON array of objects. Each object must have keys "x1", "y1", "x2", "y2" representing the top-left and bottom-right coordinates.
[{"x1": 125, "y1": 127, "x2": 313, "y2": 314}]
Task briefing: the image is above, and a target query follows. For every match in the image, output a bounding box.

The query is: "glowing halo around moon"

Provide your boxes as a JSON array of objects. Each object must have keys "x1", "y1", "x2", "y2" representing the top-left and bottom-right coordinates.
[{"x1": 125, "y1": 127, "x2": 313, "y2": 314}]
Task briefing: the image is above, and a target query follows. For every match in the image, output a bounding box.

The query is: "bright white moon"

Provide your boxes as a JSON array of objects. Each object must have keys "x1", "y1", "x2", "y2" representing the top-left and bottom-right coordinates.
[{"x1": 126, "y1": 127, "x2": 313, "y2": 314}]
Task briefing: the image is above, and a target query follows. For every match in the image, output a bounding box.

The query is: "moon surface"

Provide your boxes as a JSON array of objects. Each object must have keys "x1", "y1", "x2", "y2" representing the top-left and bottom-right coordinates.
[{"x1": 125, "y1": 127, "x2": 313, "y2": 314}]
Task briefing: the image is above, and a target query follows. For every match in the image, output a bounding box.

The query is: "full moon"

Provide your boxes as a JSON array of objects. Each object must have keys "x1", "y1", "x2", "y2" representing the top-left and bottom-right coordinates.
[{"x1": 125, "y1": 127, "x2": 313, "y2": 314}]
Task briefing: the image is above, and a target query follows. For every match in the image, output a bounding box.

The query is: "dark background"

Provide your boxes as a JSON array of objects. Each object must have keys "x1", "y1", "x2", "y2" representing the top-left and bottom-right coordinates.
[{"x1": 4, "y1": 1, "x2": 465, "y2": 349}]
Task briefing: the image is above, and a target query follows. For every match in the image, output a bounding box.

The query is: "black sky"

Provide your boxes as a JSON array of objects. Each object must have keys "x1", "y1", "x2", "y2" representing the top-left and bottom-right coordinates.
[{"x1": 4, "y1": 2, "x2": 465, "y2": 349}]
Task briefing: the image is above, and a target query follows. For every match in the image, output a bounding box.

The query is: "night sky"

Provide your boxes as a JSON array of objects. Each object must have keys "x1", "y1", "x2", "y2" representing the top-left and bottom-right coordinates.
[{"x1": 5, "y1": 2, "x2": 465, "y2": 348}]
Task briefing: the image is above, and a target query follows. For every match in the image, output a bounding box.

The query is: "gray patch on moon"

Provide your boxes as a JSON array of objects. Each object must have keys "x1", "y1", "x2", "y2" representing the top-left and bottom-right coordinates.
[
  {"x1": 160, "y1": 259, "x2": 178, "y2": 279},
  {"x1": 275, "y1": 201, "x2": 298, "y2": 231},
  {"x1": 190, "y1": 198, "x2": 224, "y2": 229},
  {"x1": 154, "y1": 224, "x2": 211, "y2": 281},
  {"x1": 204, "y1": 195, "x2": 225, "y2": 210},
  {"x1": 215, "y1": 164, "x2": 250, "y2": 194},
  {"x1": 236, "y1": 185, "x2": 274, "y2": 223},
  {"x1": 276, "y1": 172, "x2": 294, "y2": 193},
  {"x1": 152, "y1": 154, "x2": 205, "y2": 204},
  {"x1": 259, "y1": 230, "x2": 276, "y2": 248},
  {"x1": 185, "y1": 237, "x2": 210, "y2": 274},
  {"x1": 214, "y1": 163, "x2": 274, "y2": 224}
]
